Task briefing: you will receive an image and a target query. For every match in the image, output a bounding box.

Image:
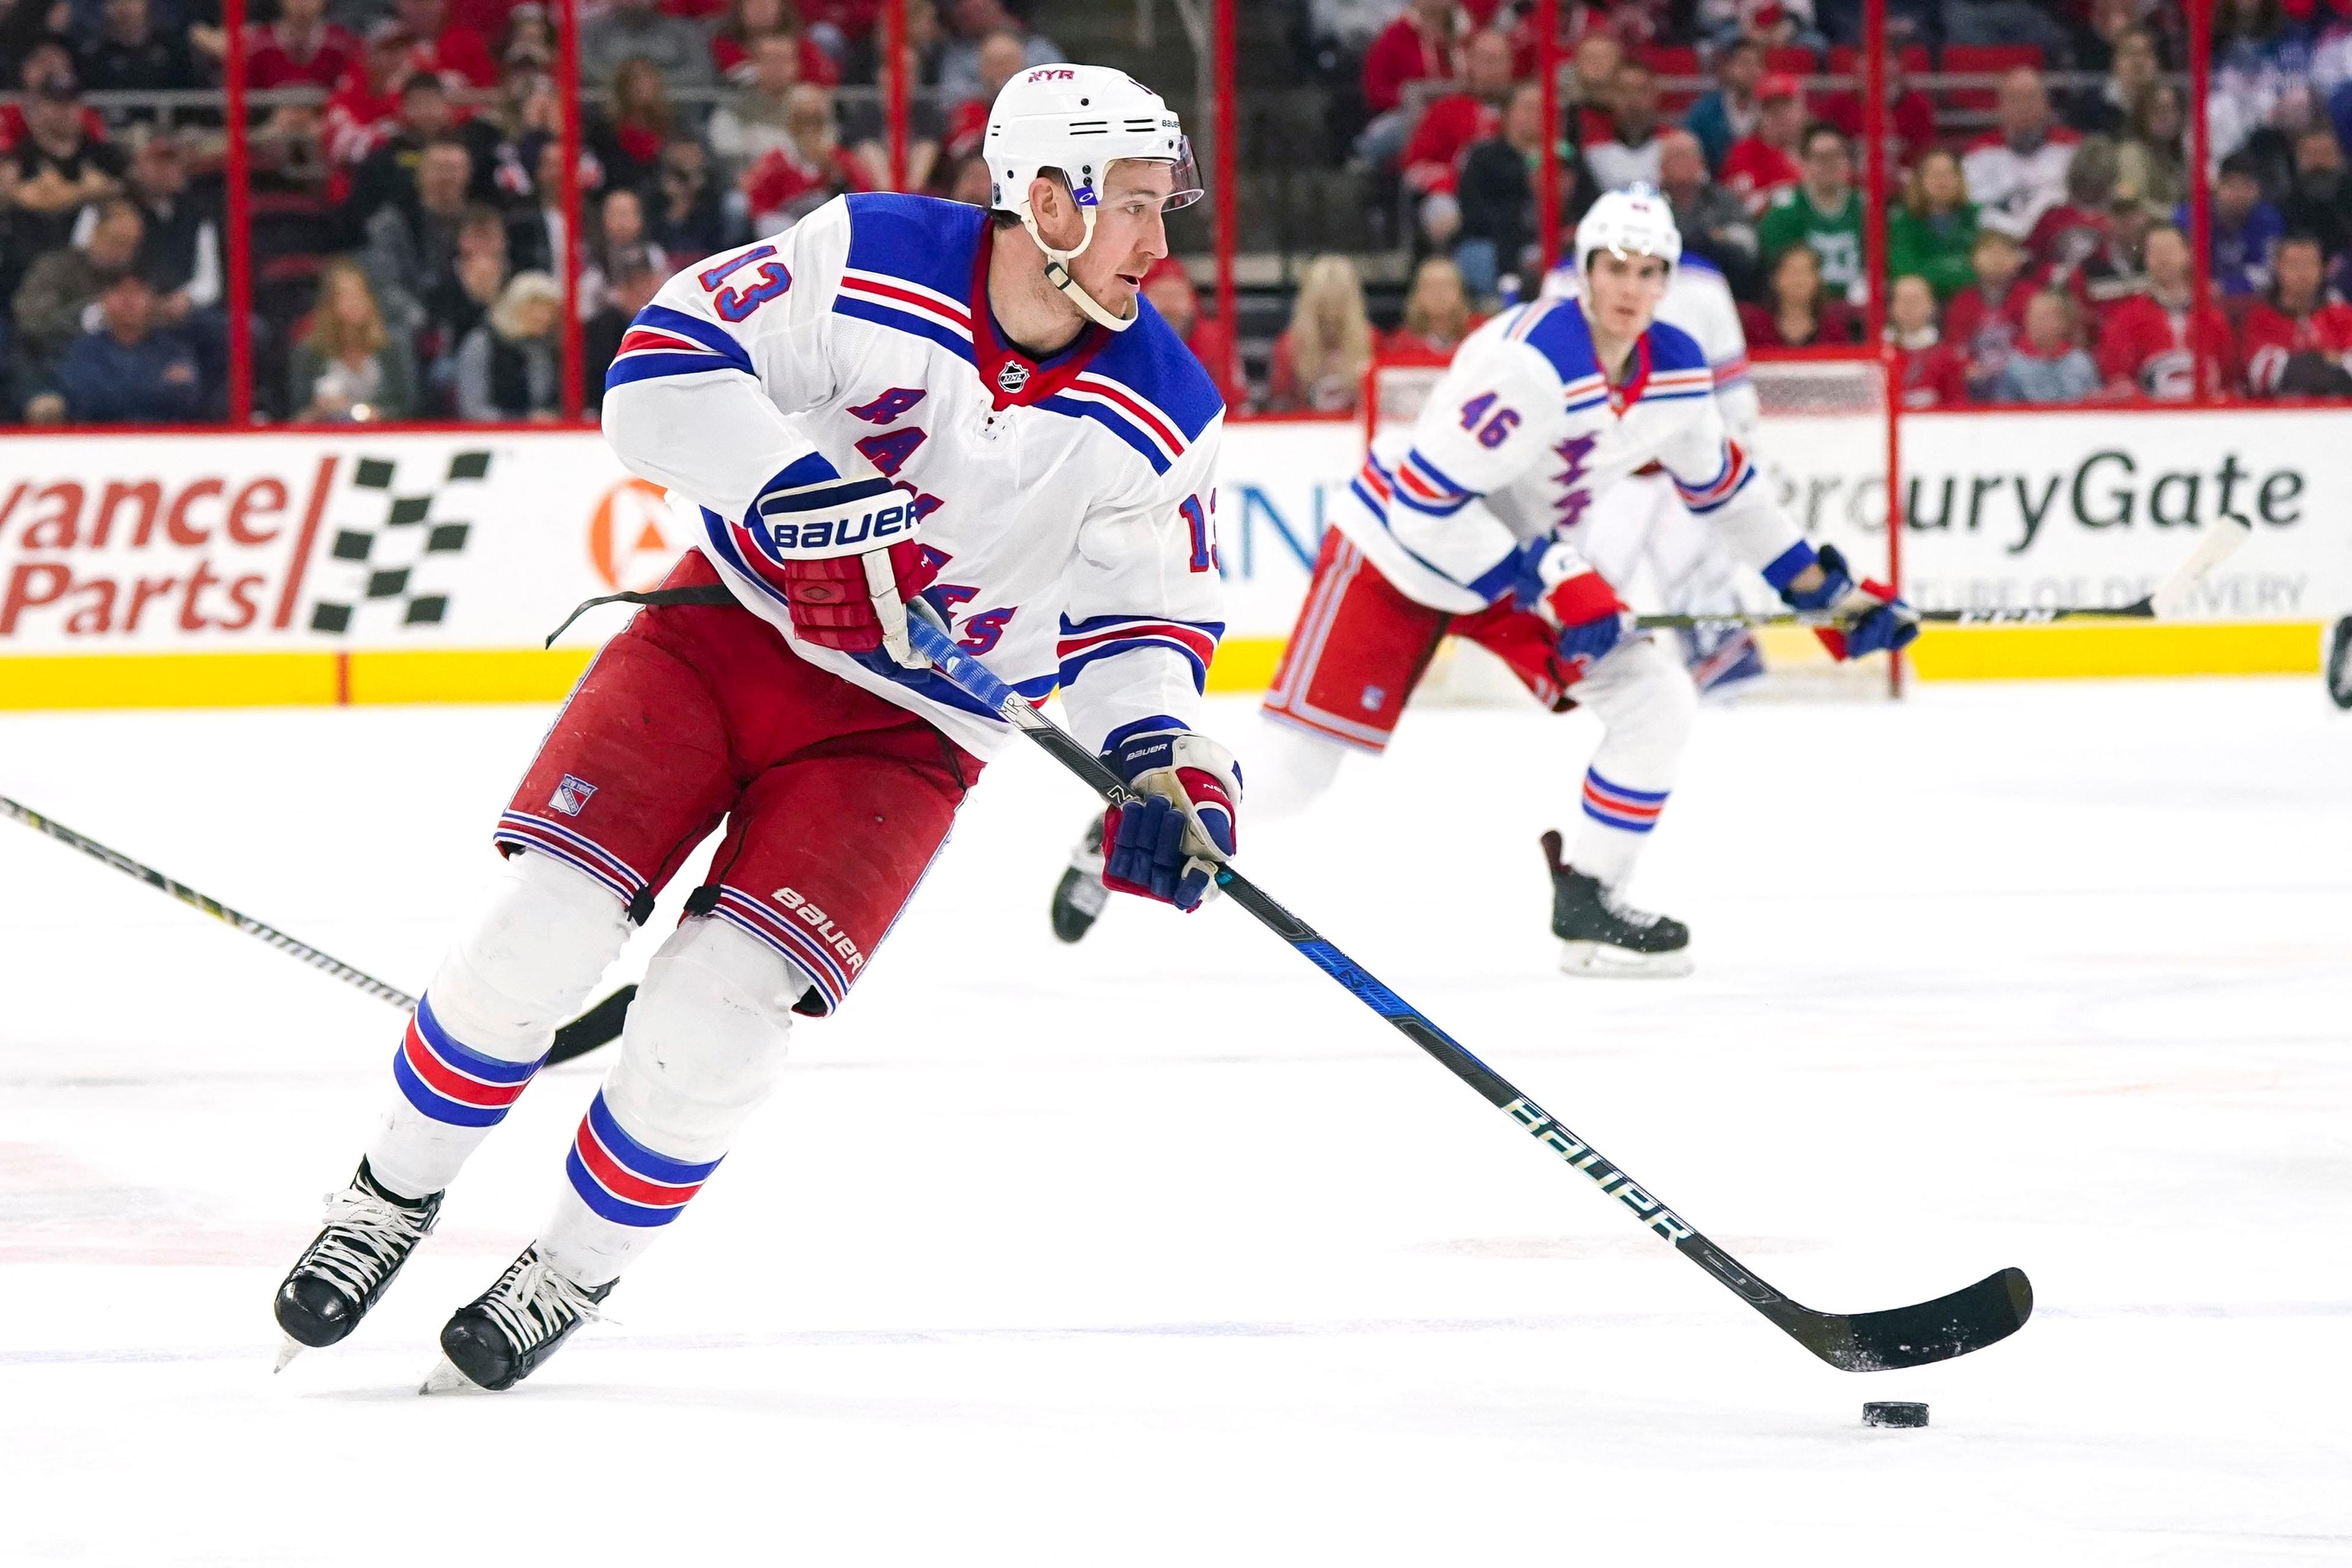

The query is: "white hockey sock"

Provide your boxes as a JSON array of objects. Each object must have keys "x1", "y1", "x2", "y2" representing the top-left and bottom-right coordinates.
[
  {"x1": 365, "y1": 852, "x2": 633, "y2": 1201},
  {"x1": 539, "y1": 916, "x2": 804, "y2": 1287},
  {"x1": 1563, "y1": 639, "x2": 1695, "y2": 889},
  {"x1": 1243, "y1": 717, "x2": 1349, "y2": 824}
]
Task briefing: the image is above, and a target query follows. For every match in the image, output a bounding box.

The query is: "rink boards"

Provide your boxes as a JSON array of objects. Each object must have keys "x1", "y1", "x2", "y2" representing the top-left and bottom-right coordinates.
[{"x1": 0, "y1": 409, "x2": 2341, "y2": 707}]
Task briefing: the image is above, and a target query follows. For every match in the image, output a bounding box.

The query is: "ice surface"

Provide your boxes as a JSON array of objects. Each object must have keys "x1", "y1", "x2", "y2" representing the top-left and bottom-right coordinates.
[{"x1": 2, "y1": 679, "x2": 2348, "y2": 1565}]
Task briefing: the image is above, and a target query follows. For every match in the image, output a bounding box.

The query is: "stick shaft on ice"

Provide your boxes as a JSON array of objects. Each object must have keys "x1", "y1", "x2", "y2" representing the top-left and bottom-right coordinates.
[
  {"x1": 1, "y1": 791, "x2": 635, "y2": 1062},
  {"x1": 903, "y1": 619, "x2": 2032, "y2": 1372}
]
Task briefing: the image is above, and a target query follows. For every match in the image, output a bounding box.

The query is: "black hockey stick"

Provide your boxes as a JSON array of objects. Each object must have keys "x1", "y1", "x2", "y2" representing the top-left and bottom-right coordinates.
[
  {"x1": 1635, "y1": 516, "x2": 2257, "y2": 633},
  {"x1": 904, "y1": 620, "x2": 2031, "y2": 1371},
  {"x1": 1, "y1": 793, "x2": 633, "y2": 1062},
  {"x1": 1634, "y1": 601, "x2": 2157, "y2": 631}
]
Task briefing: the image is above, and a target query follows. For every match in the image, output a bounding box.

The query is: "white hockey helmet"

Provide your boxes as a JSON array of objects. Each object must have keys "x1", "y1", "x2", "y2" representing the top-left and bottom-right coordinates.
[
  {"x1": 1574, "y1": 183, "x2": 1683, "y2": 274},
  {"x1": 985, "y1": 62, "x2": 1202, "y2": 331}
]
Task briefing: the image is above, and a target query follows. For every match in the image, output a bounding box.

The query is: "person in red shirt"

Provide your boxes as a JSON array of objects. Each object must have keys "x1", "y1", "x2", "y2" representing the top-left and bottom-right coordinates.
[
  {"x1": 322, "y1": 24, "x2": 415, "y2": 195},
  {"x1": 1358, "y1": 0, "x2": 1460, "y2": 171},
  {"x1": 713, "y1": 0, "x2": 841, "y2": 87},
  {"x1": 1822, "y1": 42, "x2": 1937, "y2": 172},
  {"x1": 1380, "y1": 254, "x2": 1482, "y2": 363},
  {"x1": 1719, "y1": 72, "x2": 1804, "y2": 219},
  {"x1": 1943, "y1": 228, "x2": 2035, "y2": 397},
  {"x1": 396, "y1": 0, "x2": 497, "y2": 90},
  {"x1": 247, "y1": 0, "x2": 359, "y2": 91},
  {"x1": 2241, "y1": 233, "x2": 2352, "y2": 395},
  {"x1": 1402, "y1": 28, "x2": 1513, "y2": 253},
  {"x1": 2098, "y1": 222, "x2": 2242, "y2": 398},
  {"x1": 1887, "y1": 273, "x2": 1970, "y2": 407},
  {"x1": 741, "y1": 83, "x2": 868, "y2": 230},
  {"x1": 1363, "y1": 0, "x2": 1460, "y2": 119}
]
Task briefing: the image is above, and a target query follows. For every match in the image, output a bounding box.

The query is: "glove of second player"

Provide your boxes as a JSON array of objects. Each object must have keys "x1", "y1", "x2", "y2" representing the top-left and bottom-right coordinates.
[
  {"x1": 1779, "y1": 543, "x2": 1920, "y2": 661},
  {"x1": 1099, "y1": 728, "x2": 1242, "y2": 911},
  {"x1": 1512, "y1": 540, "x2": 1636, "y2": 682}
]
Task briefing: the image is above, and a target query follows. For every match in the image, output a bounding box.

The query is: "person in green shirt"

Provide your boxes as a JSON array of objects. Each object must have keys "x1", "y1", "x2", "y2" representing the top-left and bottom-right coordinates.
[
  {"x1": 1758, "y1": 123, "x2": 1866, "y2": 303},
  {"x1": 1887, "y1": 148, "x2": 1981, "y2": 301}
]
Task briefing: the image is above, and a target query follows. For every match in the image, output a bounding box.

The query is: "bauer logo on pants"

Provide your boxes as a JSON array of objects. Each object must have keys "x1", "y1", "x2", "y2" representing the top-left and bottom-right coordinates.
[{"x1": 549, "y1": 775, "x2": 598, "y2": 816}]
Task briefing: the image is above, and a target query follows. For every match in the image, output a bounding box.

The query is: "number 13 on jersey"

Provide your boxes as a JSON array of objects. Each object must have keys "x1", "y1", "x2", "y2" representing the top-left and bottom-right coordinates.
[{"x1": 698, "y1": 245, "x2": 793, "y2": 322}]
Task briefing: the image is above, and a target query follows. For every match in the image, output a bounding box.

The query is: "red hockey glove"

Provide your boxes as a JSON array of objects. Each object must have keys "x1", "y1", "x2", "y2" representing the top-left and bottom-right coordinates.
[
  {"x1": 1512, "y1": 540, "x2": 1634, "y2": 683},
  {"x1": 782, "y1": 537, "x2": 940, "y2": 663}
]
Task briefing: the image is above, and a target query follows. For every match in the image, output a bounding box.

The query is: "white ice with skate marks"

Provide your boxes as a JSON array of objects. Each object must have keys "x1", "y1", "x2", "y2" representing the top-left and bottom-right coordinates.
[{"x1": 1, "y1": 680, "x2": 2348, "y2": 1564}]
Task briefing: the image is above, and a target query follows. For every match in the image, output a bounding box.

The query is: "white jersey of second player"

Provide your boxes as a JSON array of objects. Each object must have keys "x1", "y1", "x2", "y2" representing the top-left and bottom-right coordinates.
[
  {"x1": 1542, "y1": 254, "x2": 1757, "y2": 442},
  {"x1": 1334, "y1": 292, "x2": 1805, "y2": 617}
]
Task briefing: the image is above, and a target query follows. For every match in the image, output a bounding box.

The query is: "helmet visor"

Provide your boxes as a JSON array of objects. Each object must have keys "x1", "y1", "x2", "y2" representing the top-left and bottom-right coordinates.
[{"x1": 1095, "y1": 135, "x2": 1202, "y2": 214}]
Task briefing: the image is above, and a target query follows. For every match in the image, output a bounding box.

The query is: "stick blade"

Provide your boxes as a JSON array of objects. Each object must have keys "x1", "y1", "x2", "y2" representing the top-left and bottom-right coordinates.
[
  {"x1": 1776, "y1": 1266, "x2": 2034, "y2": 1372},
  {"x1": 548, "y1": 984, "x2": 636, "y2": 1065}
]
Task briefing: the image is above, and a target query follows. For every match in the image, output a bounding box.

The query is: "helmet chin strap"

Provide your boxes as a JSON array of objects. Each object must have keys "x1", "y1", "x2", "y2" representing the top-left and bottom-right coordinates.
[{"x1": 1020, "y1": 202, "x2": 1139, "y2": 333}]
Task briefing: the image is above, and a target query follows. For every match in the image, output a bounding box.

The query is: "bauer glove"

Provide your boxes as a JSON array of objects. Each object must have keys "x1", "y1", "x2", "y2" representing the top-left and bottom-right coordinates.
[
  {"x1": 1099, "y1": 727, "x2": 1241, "y2": 911},
  {"x1": 1512, "y1": 539, "x2": 1636, "y2": 683},
  {"x1": 1777, "y1": 543, "x2": 1920, "y2": 662},
  {"x1": 753, "y1": 453, "x2": 937, "y2": 667}
]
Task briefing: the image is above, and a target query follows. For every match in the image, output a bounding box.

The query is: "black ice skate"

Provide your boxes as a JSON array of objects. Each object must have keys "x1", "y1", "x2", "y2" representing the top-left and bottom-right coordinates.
[
  {"x1": 273, "y1": 1157, "x2": 442, "y2": 1369},
  {"x1": 422, "y1": 1245, "x2": 613, "y2": 1393},
  {"x1": 1049, "y1": 814, "x2": 1109, "y2": 944},
  {"x1": 1540, "y1": 830, "x2": 1692, "y2": 978}
]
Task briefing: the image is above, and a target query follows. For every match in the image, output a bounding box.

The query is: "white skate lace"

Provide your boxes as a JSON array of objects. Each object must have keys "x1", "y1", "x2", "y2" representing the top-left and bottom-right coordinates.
[
  {"x1": 474, "y1": 1253, "x2": 604, "y2": 1353},
  {"x1": 1598, "y1": 886, "x2": 1664, "y2": 930},
  {"x1": 301, "y1": 1186, "x2": 432, "y2": 1300}
]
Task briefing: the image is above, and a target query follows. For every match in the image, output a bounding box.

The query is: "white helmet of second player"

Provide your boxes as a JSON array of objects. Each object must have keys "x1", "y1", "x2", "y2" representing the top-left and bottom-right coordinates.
[
  {"x1": 1574, "y1": 184, "x2": 1683, "y2": 274},
  {"x1": 985, "y1": 62, "x2": 1202, "y2": 332}
]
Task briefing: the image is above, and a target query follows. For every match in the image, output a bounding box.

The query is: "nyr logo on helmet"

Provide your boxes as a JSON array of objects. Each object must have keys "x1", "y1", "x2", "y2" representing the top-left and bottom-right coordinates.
[
  {"x1": 996, "y1": 360, "x2": 1033, "y2": 394},
  {"x1": 1025, "y1": 67, "x2": 1076, "y2": 83}
]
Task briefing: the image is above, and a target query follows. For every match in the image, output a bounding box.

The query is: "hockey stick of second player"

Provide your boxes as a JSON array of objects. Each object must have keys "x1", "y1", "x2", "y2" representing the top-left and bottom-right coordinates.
[
  {"x1": 1, "y1": 793, "x2": 633, "y2": 1063},
  {"x1": 902, "y1": 617, "x2": 2032, "y2": 1373},
  {"x1": 1634, "y1": 516, "x2": 2258, "y2": 631}
]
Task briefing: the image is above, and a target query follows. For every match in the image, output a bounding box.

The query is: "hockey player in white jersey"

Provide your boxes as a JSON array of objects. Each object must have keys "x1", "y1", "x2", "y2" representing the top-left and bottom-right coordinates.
[
  {"x1": 1540, "y1": 247, "x2": 1773, "y2": 694},
  {"x1": 1054, "y1": 187, "x2": 1916, "y2": 973},
  {"x1": 272, "y1": 64, "x2": 1243, "y2": 1390}
]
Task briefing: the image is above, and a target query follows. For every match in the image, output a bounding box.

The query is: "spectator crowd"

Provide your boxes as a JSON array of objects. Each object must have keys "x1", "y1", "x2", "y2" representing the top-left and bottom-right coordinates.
[
  {"x1": 7, "y1": 0, "x2": 2352, "y2": 421},
  {"x1": 1, "y1": 0, "x2": 1076, "y2": 423},
  {"x1": 1289, "y1": 0, "x2": 2352, "y2": 408}
]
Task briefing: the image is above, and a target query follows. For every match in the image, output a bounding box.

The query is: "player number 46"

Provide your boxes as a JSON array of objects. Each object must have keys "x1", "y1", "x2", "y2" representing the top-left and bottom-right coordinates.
[{"x1": 1458, "y1": 392, "x2": 1520, "y2": 448}]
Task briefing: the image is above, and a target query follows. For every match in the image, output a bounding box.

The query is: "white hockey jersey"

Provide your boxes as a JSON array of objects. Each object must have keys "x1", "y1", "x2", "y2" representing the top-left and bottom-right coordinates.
[
  {"x1": 1336, "y1": 293, "x2": 1805, "y2": 615},
  {"x1": 600, "y1": 192, "x2": 1226, "y2": 760},
  {"x1": 1542, "y1": 254, "x2": 1758, "y2": 440}
]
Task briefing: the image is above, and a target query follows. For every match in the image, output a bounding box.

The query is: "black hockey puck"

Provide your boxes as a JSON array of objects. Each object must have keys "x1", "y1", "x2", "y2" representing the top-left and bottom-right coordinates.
[{"x1": 1863, "y1": 1401, "x2": 1929, "y2": 1428}]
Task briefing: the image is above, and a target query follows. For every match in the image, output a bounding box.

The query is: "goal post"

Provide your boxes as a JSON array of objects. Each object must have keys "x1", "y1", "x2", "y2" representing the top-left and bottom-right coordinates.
[{"x1": 1363, "y1": 351, "x2": 1898, "y2": 701}]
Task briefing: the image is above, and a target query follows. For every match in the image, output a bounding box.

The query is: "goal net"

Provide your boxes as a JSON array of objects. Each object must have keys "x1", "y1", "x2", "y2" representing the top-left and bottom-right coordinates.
[{"x1": 1365, "y1": 353, "x2": 1896, "y2": 701}]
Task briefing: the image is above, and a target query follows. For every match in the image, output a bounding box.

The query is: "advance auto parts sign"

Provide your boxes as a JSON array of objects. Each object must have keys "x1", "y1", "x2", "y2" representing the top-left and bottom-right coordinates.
[{"x1": 0, "y1": 434, "x2": 638, "y2": 654}]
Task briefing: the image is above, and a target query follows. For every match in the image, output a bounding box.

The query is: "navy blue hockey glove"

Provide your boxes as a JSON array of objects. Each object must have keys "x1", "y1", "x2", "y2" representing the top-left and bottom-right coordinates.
[
  {"x1": 1099, "y1": 727, "x2": 1242, "y2": 911},
  {"x1": 1777, "y1": 543, "x2": 1920, "y2": 662}
]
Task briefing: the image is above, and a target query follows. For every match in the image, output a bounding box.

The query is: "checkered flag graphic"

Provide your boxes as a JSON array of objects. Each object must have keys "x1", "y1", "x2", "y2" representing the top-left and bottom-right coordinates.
[{"x1": 307, "y1": 450, "x2": 492, "y2": 634}]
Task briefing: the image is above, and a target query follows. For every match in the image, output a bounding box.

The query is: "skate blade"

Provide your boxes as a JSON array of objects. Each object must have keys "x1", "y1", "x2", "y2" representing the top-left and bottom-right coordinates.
[
  {"x1": 1559, "y1": 940, "x2": 1694, "y2": 979},
  {"x1": 273, "y1": 1335, "x2": 306, "y2": 1373},
  {"x1": 418, "y1": 1355, "x2": 487, "y2": 1395}
]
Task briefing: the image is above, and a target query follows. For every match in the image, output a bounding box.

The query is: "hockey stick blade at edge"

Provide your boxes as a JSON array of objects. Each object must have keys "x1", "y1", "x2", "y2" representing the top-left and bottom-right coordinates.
[
  {"x1": 1763, "y1": 1265, "x2": 2034, "y2": 1373},
  {"x1": 902, "y1": 620, "x2": 2034, "y2": 1373}
]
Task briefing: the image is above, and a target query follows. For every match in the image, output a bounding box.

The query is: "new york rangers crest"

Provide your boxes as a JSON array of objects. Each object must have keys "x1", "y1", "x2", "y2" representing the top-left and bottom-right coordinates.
[
  {"x1": 996, "y1": 359, "x2": 1032, "y2": 395},
  {"x1": 549, "y1": 775, "x2": 598, "y2": 816}
]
